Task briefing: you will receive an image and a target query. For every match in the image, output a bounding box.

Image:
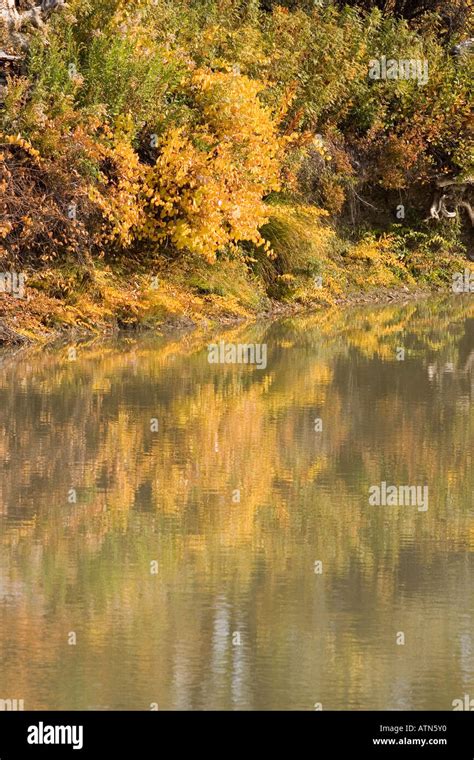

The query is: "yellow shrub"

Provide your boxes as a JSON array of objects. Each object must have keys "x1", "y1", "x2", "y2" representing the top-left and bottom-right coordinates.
[
  {"x1": 349, "y1": 234, "x2": 395, "y2": 262},
  {"x1": 138, "y1": 69, "x2": 282, "y2": 261},
  {"x1": 88, "y1": 121, "x2": 146, "y2": 249}
]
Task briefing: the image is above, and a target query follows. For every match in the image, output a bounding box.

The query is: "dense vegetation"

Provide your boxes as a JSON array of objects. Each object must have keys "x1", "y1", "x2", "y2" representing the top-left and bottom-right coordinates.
[{"x1": 0, "y1": 1, "x2": 472, "y2": 338}]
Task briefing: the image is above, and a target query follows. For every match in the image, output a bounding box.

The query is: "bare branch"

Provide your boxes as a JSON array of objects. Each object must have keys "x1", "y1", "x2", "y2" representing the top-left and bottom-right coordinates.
[{"x1": 439, "y1": 196, "x2": 457, "y2": 219}]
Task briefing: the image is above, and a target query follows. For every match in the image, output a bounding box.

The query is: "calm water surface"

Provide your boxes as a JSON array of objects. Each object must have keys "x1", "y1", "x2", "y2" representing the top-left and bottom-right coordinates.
[{"x1": 0, "y1": 297, "x2": 472, "y2": 710}]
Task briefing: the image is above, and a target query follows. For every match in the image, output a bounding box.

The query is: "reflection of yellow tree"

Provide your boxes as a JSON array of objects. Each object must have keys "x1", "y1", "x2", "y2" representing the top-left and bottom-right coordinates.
[{"x1": 0, "y1": 296, "x2": 472, "y2": 709}]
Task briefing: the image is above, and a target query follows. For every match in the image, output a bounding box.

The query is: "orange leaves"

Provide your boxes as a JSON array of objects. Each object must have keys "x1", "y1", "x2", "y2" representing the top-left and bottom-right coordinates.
[
  {"x1": 0, "y1": 222, "x2": 13, "y2": 239},
  {"x1": 0, "y1": 128, "x2": 95, "y2": 262},
  {"x1": 0, "y1": 133, "x2": 41, "y2": 163}
]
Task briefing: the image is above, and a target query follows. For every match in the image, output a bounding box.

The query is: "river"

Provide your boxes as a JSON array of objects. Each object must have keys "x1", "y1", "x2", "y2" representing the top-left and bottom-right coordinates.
[{"x1": 0, "y1": 297, "x2": 472, "y2": 710}]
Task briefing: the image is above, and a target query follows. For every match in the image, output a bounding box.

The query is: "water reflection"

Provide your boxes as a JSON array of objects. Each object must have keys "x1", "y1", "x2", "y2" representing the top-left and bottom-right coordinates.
[{"x1": 0, "y1": 297, "x2": 472, "y2": 710}]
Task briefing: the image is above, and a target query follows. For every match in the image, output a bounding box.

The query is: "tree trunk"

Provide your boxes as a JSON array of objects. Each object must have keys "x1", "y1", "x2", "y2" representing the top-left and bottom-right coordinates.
[{"x1": 1, "y1": 0, "x2": 65, "y2": 49}]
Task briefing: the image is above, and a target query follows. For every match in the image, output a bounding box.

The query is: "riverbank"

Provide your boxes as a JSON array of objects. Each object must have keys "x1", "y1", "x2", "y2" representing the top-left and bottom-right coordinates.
[
  {"x1": 1, "y1": 251, "x2": 472, "y2": 347},
  {"x1": 1, "y1": 1, "x2": 472, "y2": 347}
]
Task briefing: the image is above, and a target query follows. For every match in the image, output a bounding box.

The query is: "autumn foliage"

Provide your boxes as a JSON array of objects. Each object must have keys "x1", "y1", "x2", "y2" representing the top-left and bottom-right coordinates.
[{"x1": 0, "y1": 0, "x2": 472, "y2": 281}]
